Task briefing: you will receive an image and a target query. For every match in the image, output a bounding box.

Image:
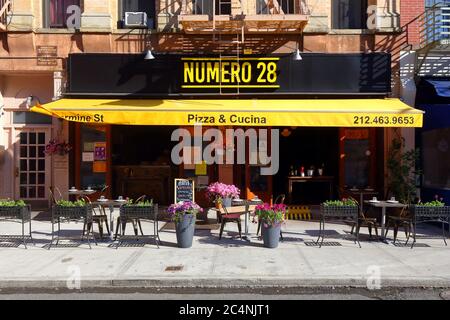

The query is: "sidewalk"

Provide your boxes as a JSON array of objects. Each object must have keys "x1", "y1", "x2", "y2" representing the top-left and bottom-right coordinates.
[{"x1": 0, "y1": 210, "x2": 449, "y2": 289}]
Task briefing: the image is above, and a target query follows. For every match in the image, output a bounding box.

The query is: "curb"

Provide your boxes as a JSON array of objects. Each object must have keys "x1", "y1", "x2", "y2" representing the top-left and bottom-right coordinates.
[{"x1": 1, "y1": 277, "x2": 450, "y2": 289}]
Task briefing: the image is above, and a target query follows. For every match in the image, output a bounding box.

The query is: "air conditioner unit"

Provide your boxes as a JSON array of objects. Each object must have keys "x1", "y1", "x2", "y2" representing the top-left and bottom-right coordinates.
[{"x1": 124, "y1": 12, "x2": 148, "y2": 28}]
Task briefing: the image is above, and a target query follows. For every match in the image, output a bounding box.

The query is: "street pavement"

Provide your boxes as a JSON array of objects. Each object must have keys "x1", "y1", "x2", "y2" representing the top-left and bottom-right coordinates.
[{"x1": 0, "y1": 209, "x2": 449, "y2": 290}]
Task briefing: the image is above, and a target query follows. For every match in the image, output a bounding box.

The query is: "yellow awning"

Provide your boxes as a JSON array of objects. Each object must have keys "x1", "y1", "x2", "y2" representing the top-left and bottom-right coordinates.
[{"x1": 31, "y1": 98, "x2": 424, "y2": 127}]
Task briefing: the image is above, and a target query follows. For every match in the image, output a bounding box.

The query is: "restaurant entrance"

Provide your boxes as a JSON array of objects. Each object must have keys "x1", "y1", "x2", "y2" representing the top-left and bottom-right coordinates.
[
  {"x1": 111, "y1": 125, "x2": 178, "y2": 205},
  {"x1": 274, "y1": 127, "x2": 339, "y2": 205},
  {"x1": 273, "y1": 127, "x2": 379, "y2": 205}
]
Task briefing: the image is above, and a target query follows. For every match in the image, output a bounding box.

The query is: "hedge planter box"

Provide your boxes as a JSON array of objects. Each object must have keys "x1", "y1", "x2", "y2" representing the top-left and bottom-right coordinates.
[
  {"x1": 411, "y1": 205, "x2": 450, "y2": 221},
  {"x1": 319, "y1": 204, "x2": 359, "y2": 248},
  {"x1": 261, "y1": 223, "x2": 281, "y2": 248},
  {"x1": 120, "y1": 205, "x2": 157, "y2": 220},
  {"x1": 410, "y1": 205, "x2": 450, "y2": 248},
  {"x1": 320, "y1": 205, "x2": 359, "y2": 219},
  {"x1": 50, "y1": 205, "x2": 95, "y2": 249},
  {"x1": 175, "y1": 213, "x2": 196, "y2": 248},
  {"x1": 118, "y1": 204, "x2": 159, "y2": 247},
  {"x1": 0, "y1": 205, "x2": 33, "y2": 248},
  {"x1": 53, "y1": 205, "x2": 93, "y2": 222},
  {"x1": 0, "y1": 205, "x2": 31, "y2": 220}
]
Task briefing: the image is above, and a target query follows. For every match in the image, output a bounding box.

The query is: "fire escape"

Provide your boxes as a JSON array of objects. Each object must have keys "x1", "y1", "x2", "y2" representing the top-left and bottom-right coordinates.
[
  {"x1": 178, "y1": 0, "x2": 310, "y2": 34},
  {"x1": 415, "y1": 2, "x2": 450, "y2": 76},
  {"x1": 177, "y1": 0, "x2": 310, "y2": 94},
  {"x1": 0, "y1": 0, "x2": 11, "y2": 32}
]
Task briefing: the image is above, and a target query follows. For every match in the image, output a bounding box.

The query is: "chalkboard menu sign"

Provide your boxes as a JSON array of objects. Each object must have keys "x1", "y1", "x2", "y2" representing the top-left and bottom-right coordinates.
[{"x1": 174, "y1": 179, "x2": 195, "y2": 203}]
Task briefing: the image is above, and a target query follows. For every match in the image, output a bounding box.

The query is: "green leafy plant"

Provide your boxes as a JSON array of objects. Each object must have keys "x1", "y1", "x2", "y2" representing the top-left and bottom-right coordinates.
[
  {"x1": 387, "y1": 136, "x2": 421, "y2": 204},
  {"x1": 323, "y1": 199, "x2": 358, "y2": 207},
  {"x1": 124, "y1": 199, "x2": 154, "y2": 207},
  {"x1": 0, "y1": 199, "x2": 26, "y2": 207},
  {"x1": 56, "y1": 199, "x2": 87, "y2": 207},
  {"x1": 419, "y1": 200, "x2": 445, "y2": 207}
]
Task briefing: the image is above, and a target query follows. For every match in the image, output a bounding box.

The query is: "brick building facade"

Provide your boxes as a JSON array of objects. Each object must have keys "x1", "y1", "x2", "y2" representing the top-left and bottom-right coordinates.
[{"x1": 0, "y1": 0, "x2": 434, "y2": 206}]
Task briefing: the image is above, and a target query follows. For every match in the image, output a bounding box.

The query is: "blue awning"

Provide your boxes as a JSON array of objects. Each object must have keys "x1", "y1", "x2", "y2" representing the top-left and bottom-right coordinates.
[{"x1": 424, "y1": 79, "x2": 450, "y2": 98}]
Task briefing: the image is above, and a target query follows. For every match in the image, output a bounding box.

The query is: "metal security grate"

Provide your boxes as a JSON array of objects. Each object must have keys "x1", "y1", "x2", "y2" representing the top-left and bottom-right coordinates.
[
  {"x1": 0, "y1": 235, "x2": 28, "y2": 240},
  {"x1": 0, "y1": 242, "x2": 21, "y2": 248},
  {"x1": 165, "y1": 265, "x2": 184, "y2": 272},
  {"x1": 304, "y1": 241, "x2": 342, "y2": 247},
  {"x1": 393, "y1": 242, "x2": 430, "y2": 248},
  {"x1": 109, "y1": 242, "x2": 146, "y2": 248},
  {"x1": 43, "y1": 243, "x2": 81, "y2": 249},
  {"x1": 280, "y1": 237, "x2": 304, "y2": 242}
]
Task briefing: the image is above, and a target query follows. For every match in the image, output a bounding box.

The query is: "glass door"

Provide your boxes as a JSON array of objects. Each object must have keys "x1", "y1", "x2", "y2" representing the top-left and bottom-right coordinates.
[
  {"x1": 339, "y1": 128, "x2": 376, "y2": 191},
  {"x1": 244, "y1": 128, "x2": 273, "y2": 203},
  {"x1": 15, "y1": 130, "x2": 51, "y2": 200}
]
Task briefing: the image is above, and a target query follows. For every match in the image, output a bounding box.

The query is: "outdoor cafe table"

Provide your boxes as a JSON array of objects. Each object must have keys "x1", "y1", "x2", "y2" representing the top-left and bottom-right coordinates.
[
  {"x1": 364, "y1": 200, "x2": 406, "y2": 242},
  {"x1": 348, "y1": 188, "x2": 378, "y2": 213},
  {"x1": 232, "y1": 198, "x2": 263, "y2": 241},
  {"x1": 91, "y1": 200, "x2": 126, "y2": 241},
  {"x1": 68, "y1": 189, "x2": 96, "y2": 199}
]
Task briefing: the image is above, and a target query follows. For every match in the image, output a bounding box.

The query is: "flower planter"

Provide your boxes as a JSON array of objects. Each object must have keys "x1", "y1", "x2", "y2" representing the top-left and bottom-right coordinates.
[
  {"x1": 411, "y1": 205, "x2": 450, "y2": 220},
  {"x1": 175, "y1": 213, "x2": 196, "y2": 248},
  {"x1": 206, "y1": 182, "x2": 240, "y2": 208},
  {"x1": 261, "y1": 223, "x2": 281, "y2": 248},
  {"x1": 320, "y1": 205, "x2": 358, "y2": 219},
  {"x1": 223, "y1": 197, "x2": 232, "y2": 208},
  {"x1": 117, "y1": 204, "x2": 160, "y2": 247},
  {"x1": 120, "y1": 205, "x2": 156, "y2": 220},
  {"x1": 0, "y1": 205, "x2": 32, "y2": 248},
  {"x1": 53, "y1": 205, "x2": 92, "y2": 222},
  {"x1": 0, "y1": 205, "x2": 31, "y2": 220}
]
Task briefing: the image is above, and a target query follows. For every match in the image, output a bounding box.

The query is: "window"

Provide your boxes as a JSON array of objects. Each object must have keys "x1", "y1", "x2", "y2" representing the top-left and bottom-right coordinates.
[
  {"x1": 422, "y1": 128, "x2": 450, "y2": 189},
  {"x1": 44, "y1": 0, "x2": 81, "y2": 28},
  {"x1": 13, "y1": 112, "x2": 52, "y2": 124},
  {"x1": 332, "y1": 0, "x2": 368, "y2": 29},
  {"x1": 426, "y1": 0, "x2": 450, "y2": 7},
  {"x1": 256, "y1": 0, "x2": 269, "y2": 14},
  {"x1": 119, "y1": 0, "x2": 155, "y2": 28},
  {"x1": 216, "y1": 0, "x2": 231, "y2": 15},
  {"x1": 191, "y1": 0, "x2": 230, "y2": 15},
  {"x1": 80, "y1": 125, "x2": 108, "y2": 190},
  {"x1": 425, "y1": 0, "x2": 450, "y2": 42},
  {"x1": 257, "y1": 0, "x2": 295, "y2": 14}
]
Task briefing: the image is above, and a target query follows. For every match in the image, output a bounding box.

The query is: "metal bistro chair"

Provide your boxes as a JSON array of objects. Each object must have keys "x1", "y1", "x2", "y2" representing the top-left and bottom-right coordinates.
[
  {"x1": 219, "y1": 205, "x2": 248, "y2": 240},
  {"x1": 256, "y1": 194, "x2": 285, "y2": 241},
  {"x1": 114, "y1": 195, "x2": 147, "y2": 240},
  {"x1": 384, "y1": 204, "x2": 412, "y2": 244},
  {"x1": 348, "y1": 197, "x2": 380, "y2": 240},
  {"x1": 81, "y1": 196, "x2": 110, "y2": 240},
  {"x1": 48, "y1": 186, "x2": 64, "y2": 206}
]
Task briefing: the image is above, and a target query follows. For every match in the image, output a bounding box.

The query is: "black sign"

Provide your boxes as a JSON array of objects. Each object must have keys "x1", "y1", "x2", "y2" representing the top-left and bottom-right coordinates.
[
  {"x1": 181, "y1": 57, "x2": 280, "y2": 91},
  {"x1": 67, "y1": 53, "x2": 391, "y2": 96},
  {"x1": 174, "y1": 179, "x2": 195, "y2": 204}
]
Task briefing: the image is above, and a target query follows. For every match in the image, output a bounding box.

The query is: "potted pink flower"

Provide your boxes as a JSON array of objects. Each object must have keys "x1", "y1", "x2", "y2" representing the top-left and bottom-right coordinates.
[
  {"x1": 206, "y1": 182, "x2": 240, "y2": 208},
  {"x1": 254, "y1": 203, "x2": 287, "y2": 248},
  {"x1": 168, "y1": 201, "x2": 203, "y2": 248}
]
